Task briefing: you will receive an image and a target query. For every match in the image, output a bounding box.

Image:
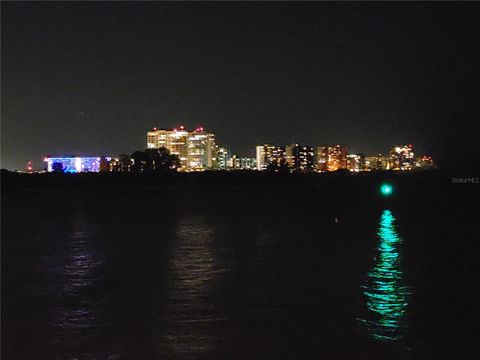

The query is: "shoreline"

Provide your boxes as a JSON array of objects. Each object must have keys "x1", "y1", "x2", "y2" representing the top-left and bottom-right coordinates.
[{"x1": 1, "y1": 169, "x2": 467, "y2": 193}]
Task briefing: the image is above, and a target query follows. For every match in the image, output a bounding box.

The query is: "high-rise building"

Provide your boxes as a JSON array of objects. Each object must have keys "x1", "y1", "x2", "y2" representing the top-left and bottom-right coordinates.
[
  {"x1": 315, "y1": 146, "x2": 329, "y2": 172},
  {"x1": 265, "y1": 145, "x2": 285, "y2": 167},
  {"x1": 414, "y1": 155, "x2": 435, "y2": 170},
  {"x1": 390, "y1": 145, "x2": 415, "y2": 170},
  {"x1": 365, "y1": 156, "x2": 378, "y2": 171},
  {"x1": 166, "y1": 127, "x2": 189, "y2": 170},
  {"x1": 256, "y1": 144, "x2": 285, "y2": 170},
  {"x1": 327, "y1": 145, "x2": 347, "y2": 171},
  {"x1": 147, "y1": 128, "x2": 168, "y2": 149},
  {"x1": 365, "y1": 154, "x2": 391, "y2": 171},
  {"x1": 229, "y1": 155, "x2": 257, "y2": 170},
  {"x1": 347, "y1": 153, "x2": 366, "y2": 172},
  {"x1": 186, "y1": 127, "x2": 216, "y2": 171},
  {"x1": 148, "y1": 126, "x2": 218, "y2": 171},
  {"x1": 216, "y1": 145, "x2": 231, "y2": 170},
  {"x1": 147, "y1": 126, "x2": 189, "y2": 170},
  {"x1": 256, "y1": 145, "x2": 266, "y2": 170},
  {"x1": 285, "y1": 144, "x2": 314, "y2": 172}
]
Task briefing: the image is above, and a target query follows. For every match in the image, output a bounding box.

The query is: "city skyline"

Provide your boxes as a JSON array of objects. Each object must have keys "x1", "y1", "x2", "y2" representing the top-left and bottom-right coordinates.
[
  {"x1": 3, "y1": 3, "x2": 479, "y2": 360},
  {"x1": 23, "y1": 123, "x2": 434, "y2": 172},
  {"x1": 36, "y1": 123, "x2": 433, "y2": 173},
  {"x1": 3, "y1": 3, "x2": 479, "y2": 170},
  {"x1": 3, "y1": 120, "x2": 436, "y2": 171}
]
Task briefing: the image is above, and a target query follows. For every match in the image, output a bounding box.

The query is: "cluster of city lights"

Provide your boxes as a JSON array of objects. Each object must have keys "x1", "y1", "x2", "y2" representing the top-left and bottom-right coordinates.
[{"x1": 24, "y1": 124, "x2": 433, "y2": 174}]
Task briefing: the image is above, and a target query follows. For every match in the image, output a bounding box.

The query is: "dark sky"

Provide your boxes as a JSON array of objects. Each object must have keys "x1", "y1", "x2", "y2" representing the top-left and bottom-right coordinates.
[{"x1": 2, "y1": 2, "x2": 479, "y2": 170}]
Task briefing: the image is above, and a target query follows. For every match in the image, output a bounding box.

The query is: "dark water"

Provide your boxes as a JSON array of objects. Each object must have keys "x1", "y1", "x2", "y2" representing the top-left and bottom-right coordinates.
[{"x1": 2, "y1": 185, "x2": 479, "y2": 359}]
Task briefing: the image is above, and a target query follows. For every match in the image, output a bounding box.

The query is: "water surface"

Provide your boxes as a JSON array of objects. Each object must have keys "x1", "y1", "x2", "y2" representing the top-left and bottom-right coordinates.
[{"x1": 3, "y1": 186, "x2": 479, "y2": 359}]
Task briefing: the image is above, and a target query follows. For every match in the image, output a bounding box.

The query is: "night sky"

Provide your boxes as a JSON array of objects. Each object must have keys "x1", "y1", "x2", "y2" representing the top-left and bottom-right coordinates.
[{"x1": 2, "y1": 2, "x2": 479, "y2": 170}]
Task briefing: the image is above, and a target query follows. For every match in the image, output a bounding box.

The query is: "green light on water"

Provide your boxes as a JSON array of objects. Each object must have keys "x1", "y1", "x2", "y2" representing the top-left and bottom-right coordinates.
[
  {"x1": 359, "y1": 209, "x2": 410, "y2": 341},
  {"x1": 380, "y1": 184, "x2": 393, "y2": 196}
]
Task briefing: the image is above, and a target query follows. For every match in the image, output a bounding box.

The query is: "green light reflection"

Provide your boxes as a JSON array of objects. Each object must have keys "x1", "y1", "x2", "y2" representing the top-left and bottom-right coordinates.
[{"x1": 360, "y1": 209, "x2": 409, "y2": 341}]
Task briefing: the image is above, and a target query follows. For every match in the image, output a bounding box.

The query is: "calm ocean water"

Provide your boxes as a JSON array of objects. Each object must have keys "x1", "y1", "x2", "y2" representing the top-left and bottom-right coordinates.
[{"x1": 2, "y1": 184, "x2": 479, "y2": 359}]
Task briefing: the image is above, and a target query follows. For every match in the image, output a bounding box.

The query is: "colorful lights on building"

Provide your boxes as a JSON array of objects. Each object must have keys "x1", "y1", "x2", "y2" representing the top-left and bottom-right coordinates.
[
  {"x1": 41, "y1": 126, "x2": 434, "y2": 174},
  {"x1": 45, "y1": 156, "x2": 111, "y2": 173},
  {"x1": 326, "y1": 145, "x2": 347, "y2": 171},
  {"x1": 254, "y1": 143, "x2": 433, "y2": 173},
  {"x1": 390, "y1": 145, "x2": 415, "y2": 170},
  {"x1": 313, "y1": 145, "x2": 348, "y2": 172}
]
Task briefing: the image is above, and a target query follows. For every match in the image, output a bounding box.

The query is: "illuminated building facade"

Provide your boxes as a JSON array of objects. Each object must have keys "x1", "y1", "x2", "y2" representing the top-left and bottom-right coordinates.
[
  {"x1": 147, "y1": 126, "x2": 189, "y2": 170},
  {"x1": 390, "y1": 145, "x2": 415, "y2": 170},
  {"x1": 256, "y1": 145, "x2": 266, "y2": 170},
  {"x1": 365, "y1": 155, "x2": 391, "y2": 171},
  {"x1": 216, "y1": 146, "x2": 231, "y2": 170},
  {"x1": 327, "y1": 145, "x2": 347, "y2": 171},
  {"x1": 414, "y1": 155, "x2": 435, "y2": 169},
  {"x1": 266, "y1": 145, "x2": 285, "y2": 166},
  {"x1": 168, "y1": 128, "x2": 189, "y2": 169},
  {"x1": 285, "y1": 144, "x2": 314, "y2": 172},
  {"x1": 186, "y1": 128, "x2": 216, "y2": 171},
  {"x1": 314, "y1": 146, "x2": 328, "y2": 172},
  {"x1": 46, "y1": 156, "x2": 111, "y2": 173},
  {"x1": 229, "y1": 155, "x2": 257, "y2": 170},
  {"x1": 133, "y1": 128, "x2": 435, "y2": 173},
  {"x1": 347, "y1": 153, "x2": 366, "y2": 172},
  {"x1": 255, "y1": 144, "x2": 285, "y2": 170},
  {"x1": 147, "y1": 128, "x2": 168, "y2": 149},
  {"x1": 147, "y1": 126, "x2": 217, "y2": 171}
]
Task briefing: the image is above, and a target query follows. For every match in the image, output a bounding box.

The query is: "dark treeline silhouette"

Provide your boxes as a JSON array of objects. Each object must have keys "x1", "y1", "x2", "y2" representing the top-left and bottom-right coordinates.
[
  {"x1": 266, "y1": 159, "x2": 290, "y2": 173},
  {"x1": 129, "y1": 148, "x2": 180, "y2": 173}
]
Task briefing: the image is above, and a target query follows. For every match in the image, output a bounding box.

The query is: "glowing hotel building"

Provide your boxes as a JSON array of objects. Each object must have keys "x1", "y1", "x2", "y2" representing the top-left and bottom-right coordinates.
[
  {"x1": 147, "y1": 126, "x2": 216, "y2": 171},
  {"x1": 147, "y1": 126, "x2": 189, "y2": 170},
  {"x1": 187, "y1": 128, "x2": 216, "y2": 171}
]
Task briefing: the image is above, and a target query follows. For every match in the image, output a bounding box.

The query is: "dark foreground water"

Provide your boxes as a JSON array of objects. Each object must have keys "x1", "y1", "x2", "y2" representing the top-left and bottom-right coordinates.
[{"x1": 2, "y1": 183, "x2": 479, "y2": 359}]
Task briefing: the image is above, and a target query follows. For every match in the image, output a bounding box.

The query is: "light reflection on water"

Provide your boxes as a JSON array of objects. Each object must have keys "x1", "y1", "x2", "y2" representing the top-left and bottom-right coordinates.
[
  {"x1": 360, "y1": 209, "x2": 410, "y2": 341},
  {"x1": 63, "y1": 230, "x2": 103, "y2": 295},
  {"x1": 160, "y1": 215, "x2": 230, "y2": 356},
  {"x1": 52, "y1": 213, "x2": 112, "y2": 359},
  {"x1": 58, "y1": 228, "x2": 102, "y2": 331}
]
